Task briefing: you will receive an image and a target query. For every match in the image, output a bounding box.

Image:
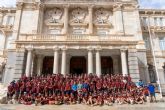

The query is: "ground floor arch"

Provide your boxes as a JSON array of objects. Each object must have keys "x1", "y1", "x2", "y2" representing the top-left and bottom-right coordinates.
[
  {"x1": 42, "y1": 56, "x2": 54, "y2": 75},
  {"x1": 101, "y1": 56, "x2": 113, "y2": 75},
  {"x1": 70, "y1": 56, "x2": 87, "y2": 75}
]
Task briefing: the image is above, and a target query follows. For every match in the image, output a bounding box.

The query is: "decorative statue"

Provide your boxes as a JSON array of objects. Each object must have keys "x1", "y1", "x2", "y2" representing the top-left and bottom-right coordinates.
[
  {"x1": 45, "y1": 8, "x2": 63, "y2": 23},
  {"x1": 71, "y1": 8, "x2": 86, "y2": 23},
  {"x1": 95, "y1": 8, "x2": 109, "y2": 24}
]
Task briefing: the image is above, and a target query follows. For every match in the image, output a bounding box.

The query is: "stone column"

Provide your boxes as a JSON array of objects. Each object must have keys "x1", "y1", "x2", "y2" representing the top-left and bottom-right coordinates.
[
  {"x1": 0, "y1": 13, "x2": 3, "y2": 25},
  {"x1": 25, "y1": 49, "x2": 33, "y2": 77},
  {"x1": 61, "y1": 49, "x2": 67, "y2": 75},
  {"x1": 37, "y1": 55, "x2": 43, "y2": 76},
  {"x1": 88, "y1": 49, "x2": 93, "y2": 74},
  {"x1": 53, "y1": 48, "x2": 59, "y2": 74},
  {"x1": 120, "y1": 49, "x2": 128, "y2": 76},
  {"x1": 88, "y1": 6, "x2": 93, "y2": 35},
  {"x1": 114, "y1": 4, "x2": 124, "y2": 33},
  {"x1": 96, "y1": 49, "x2": 101, "y2": 77},
  {"x1": 63, "y1": 5, "x2": 69, "y2": 34},
  {"x1": 14, "y1": 2, "x2": 23, "y2": 40}
]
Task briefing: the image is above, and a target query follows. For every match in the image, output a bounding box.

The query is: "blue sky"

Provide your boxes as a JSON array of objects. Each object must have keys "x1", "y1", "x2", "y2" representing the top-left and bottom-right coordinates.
[{"x1": 0, "y1": 0, "x2": 165, "y2": 9}]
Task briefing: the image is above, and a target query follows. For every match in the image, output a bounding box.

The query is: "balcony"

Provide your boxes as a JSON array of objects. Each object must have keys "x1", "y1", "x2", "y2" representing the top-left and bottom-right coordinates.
[{"x1": 18, "y1": 34, "x2": 135, "y2": 43}]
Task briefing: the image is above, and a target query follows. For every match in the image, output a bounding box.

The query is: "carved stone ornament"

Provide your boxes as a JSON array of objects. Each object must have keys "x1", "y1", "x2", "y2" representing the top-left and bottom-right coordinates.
[
  {"x1": 45, "y1": 8, "x2": 63, "y2": 23},
  {"x1": 71, "y1": 8, "x2": 86, "y2": 23},
  {"x1": 95, "y1": 8, "x2": 109, "y2": 24}
]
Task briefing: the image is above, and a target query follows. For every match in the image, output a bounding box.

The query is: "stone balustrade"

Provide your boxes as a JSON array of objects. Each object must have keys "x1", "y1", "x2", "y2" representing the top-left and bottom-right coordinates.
[{"x1": 19, "y1": 34, "x2": 135, "y2": 42}]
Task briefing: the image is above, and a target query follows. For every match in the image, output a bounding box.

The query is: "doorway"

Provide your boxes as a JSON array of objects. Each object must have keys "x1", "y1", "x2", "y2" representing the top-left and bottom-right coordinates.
[
  {"x1": 101, "y1": 56, "x2": 113, "y2": 75},
  {"x1": 70, "y1": 57, "x2": 86, "y2": 75},
  {"x1": 42, "y1": 56, "x2": 54, "y2": 75}
]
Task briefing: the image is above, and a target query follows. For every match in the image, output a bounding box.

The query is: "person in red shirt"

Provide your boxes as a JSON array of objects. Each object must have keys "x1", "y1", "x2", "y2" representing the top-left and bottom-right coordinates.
[
  {"x1": 26, "y1": 81, "x2": 31, "y2": 94},
  {"x1": 87, "y1": 93, "x2": 93, "y2": 105},
  {"x1": 69, "y1": 93, "x2": 76, "y2": 104},
  {"x1": 48, "y1": 95, "x2": 55, "y2": 105},
  {"x1": 96, "y1": 81, "x2": 102, "y2": 92},
  {"x1": 7, "y1": 84, "x2": 14, "y2": 100},
  {"x1": 57, "y1": 94, "x2": 63, "y2": 105},
  {"x1": 120, "y1": 81, "x2": 126, "y2": 91},
  {"x1": 36, "y1": 83, "x2": 41, "y2": 94},
  {"x1": 23, "y1": 94, "x2": 32, "y2": 105},
  {"x1": 96, "y1": 95, "x2": 104, "y2": 106},
  {"x1": 63, "y1": 94, "x2": 70, "y2": 105},
  {"x1": 34, "y1": 94, "x2": 41, "y2": 106},
  {"x1": 20, "y1": 81, "x2": 25, "y2": 96},
  {"x1": 44, "y1": 83, "x2": 49, "y2": 96},
  {"x1": 143, "y1": 87, "x2": 150, "y2": 101},
  {"x1": 48, "y1": 82, "x2": 53, "y2": 96}
]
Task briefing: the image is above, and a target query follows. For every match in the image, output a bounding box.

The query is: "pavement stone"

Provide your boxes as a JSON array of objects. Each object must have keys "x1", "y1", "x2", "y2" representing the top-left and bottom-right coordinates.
[{"x1": 0, "y1": 102, "x2": 165, "y2": 110}]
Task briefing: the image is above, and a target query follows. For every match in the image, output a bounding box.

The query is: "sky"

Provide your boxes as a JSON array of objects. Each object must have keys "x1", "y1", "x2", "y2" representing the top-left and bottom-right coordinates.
[{"x1": 0, "y1": 0, "x2": 165, "y2": 9}]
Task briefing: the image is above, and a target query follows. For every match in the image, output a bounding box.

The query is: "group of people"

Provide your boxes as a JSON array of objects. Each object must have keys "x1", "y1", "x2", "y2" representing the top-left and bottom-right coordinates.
[{"x1": 7, "y1": 73, "x2": 156, "y2": 106}]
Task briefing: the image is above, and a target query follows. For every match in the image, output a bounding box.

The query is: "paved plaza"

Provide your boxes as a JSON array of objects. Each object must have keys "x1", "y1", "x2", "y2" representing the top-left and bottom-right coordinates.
[{"x1": 0, "y1": 102, "x2": 165, "y2": 110}]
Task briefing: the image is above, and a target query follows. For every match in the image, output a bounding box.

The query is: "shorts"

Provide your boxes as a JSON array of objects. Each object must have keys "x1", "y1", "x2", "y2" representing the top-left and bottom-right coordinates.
[{"x1": 150, "y1": 93, "x2": 155, "y2": 97}]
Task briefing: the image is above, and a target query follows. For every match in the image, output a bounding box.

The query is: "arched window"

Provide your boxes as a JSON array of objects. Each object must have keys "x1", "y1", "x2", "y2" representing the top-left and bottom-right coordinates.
[{"x1": 148, "y1": 64, "x2": 157, "y2": 83}]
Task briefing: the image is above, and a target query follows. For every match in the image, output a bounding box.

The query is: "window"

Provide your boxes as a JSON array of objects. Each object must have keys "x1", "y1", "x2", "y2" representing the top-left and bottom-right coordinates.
[
  {"x1": 159, "y1": 37, "x2": 165, "y2": 50},
  {"x1": 148, "y1": 64, "x2": 157, "y2": 83},
  {"x1": 6, "y1": 16, "x2": 12, "y2": 25},
  {"x1": 154, "y1": 17, "x2": 158, "y2": 26},
  {"x1": 143, "y1": 36, "x2": 150, "y2": 49},
  {"x1": 142, "y1": 17, "x2": 148, "y2": 26},
  {"x1": 160, "y1": 17, "x2": 163, "y2": 27},
  {"x1": 73, "y1": 29, "x2": 84, "y2": 34}
]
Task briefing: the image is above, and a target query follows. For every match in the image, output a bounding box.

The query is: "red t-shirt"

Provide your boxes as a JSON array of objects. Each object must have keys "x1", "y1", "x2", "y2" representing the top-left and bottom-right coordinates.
[
  {"x1": 8, "y1": 85, "x2": 13, "y2": 93},
  {"x1": 65, "y1": 84, "x2": 71, "y2": 91},
  {"x1": 96, "y1": 82, "x2": 102, "y2": 89}
]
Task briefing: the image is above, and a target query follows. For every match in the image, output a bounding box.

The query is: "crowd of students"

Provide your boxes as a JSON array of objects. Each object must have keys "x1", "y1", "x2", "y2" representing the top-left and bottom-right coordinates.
[{"x1": 7, "y1": 73, "x2": 156, "y2": 106}]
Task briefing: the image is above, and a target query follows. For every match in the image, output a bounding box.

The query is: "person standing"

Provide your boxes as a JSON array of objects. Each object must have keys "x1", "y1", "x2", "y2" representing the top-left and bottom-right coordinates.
[
  {"x1": 147, "y1": 82, "x2": 157, "y2": 102},
  {"x1": 71, "y1": 81, "x2": 78, "y2": 99}
]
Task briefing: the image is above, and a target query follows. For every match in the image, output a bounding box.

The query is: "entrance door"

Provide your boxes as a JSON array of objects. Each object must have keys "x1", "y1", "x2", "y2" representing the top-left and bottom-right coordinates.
[
  {"x1": 101, "y1": 56, "x2": 113, "y2": 75},
  {"x1": 42, "y1": 56, "x2": 54, "y2": 76},
  {"x1": 70, "y1": 57, "x2": 86, "y2": 75}
]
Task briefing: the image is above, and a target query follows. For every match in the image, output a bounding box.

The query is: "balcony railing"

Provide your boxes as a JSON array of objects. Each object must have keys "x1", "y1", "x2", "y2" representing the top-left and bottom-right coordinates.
[{"x1": 19, "y1": 34, "x2": 135, "y2": 42}]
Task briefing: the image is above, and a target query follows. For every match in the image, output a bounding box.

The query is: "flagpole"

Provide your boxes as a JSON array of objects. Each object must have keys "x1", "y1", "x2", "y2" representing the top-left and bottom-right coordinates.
[{"x1": 147, "y1": 15, "x2": 163, "y2": 99}]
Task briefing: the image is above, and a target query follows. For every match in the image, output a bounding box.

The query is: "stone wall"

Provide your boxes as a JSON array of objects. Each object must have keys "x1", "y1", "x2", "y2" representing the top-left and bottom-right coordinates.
[
  {"x1": 137, "y1": 50, "x2": 150, "y2": 83},
  {"x1": 3, "y1": 50, "x2": 16, "y2": 86},
  {"x1": 13, "y1": 49, "x2": 26, "y2": 81},
  {"x1": 128, "y1": 49, "x2": 140, "y2": 82}
]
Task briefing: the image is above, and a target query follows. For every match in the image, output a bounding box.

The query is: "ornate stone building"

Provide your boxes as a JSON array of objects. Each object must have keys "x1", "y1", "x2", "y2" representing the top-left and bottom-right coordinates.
[{"x1": 0, "y1": 0, "x2": 165, "y2": 93}]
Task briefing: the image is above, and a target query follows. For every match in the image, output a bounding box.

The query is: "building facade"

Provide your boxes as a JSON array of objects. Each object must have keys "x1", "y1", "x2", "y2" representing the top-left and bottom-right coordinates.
[{"x1": 0, "y1": 0, "x2": 164, "y2": 93}]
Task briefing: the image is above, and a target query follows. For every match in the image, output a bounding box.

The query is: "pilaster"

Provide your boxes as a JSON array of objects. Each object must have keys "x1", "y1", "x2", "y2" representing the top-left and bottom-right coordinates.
[{"x1": 128, "y1": 49, "x2": 140, "y2": 82}]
